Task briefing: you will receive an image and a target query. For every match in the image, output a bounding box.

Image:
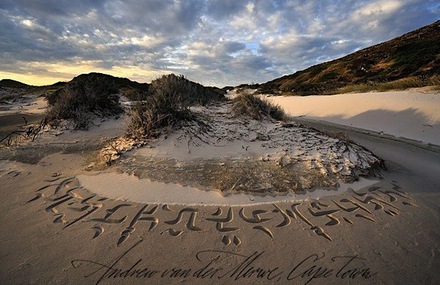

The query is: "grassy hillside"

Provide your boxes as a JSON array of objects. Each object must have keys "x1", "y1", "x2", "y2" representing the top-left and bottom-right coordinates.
[{"x1": 258, "y1": 20, "x2": 440, "y2": 95}]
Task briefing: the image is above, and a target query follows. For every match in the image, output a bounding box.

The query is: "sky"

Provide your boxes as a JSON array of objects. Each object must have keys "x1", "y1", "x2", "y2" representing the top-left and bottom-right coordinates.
[{"x1": 0, "y1": 0, "x2": 439, "y2": 87}]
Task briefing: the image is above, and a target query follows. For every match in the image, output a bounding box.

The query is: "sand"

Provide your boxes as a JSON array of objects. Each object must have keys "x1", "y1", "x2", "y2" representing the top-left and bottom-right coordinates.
[
  {"x1": 77, "y1": 172, "x2": 378, "y2": 206},
  {"x1": 0, "y1": 89, "x2": 439, "y2": 284},
  {"x1": 266, "y1": 88, "x2": 440, "y2": 145}
]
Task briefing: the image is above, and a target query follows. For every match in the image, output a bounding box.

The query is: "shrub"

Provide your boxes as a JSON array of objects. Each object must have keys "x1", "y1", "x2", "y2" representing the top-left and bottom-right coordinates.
[
  {"x1": 149, "y1": 74, "x2": 224, "y2": 105},
  {"x1": 126, "y1": 74, "x2": 225, "y2": 139},
  {"x1": 232, "y1": 93, "x2": 286, "y2": 121},
  {"x1": 119, "y1": 87, "x2": 149, "y2": 101},
  {"x1": 126, "y1": 94, "x2": 193, "y2": 139},
  {"x1": 46, "y1": 74, "x2": 123, "y2": 129}
]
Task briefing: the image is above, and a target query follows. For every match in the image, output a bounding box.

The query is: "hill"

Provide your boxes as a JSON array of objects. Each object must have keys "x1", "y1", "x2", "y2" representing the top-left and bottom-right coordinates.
[
  {"x1": 258, "y1": 20, "x2": 440, "y2": 95},
  {"x1": 0, "y1": 79, "x2": 30, "y2": 89},
  {"x1": 71, "y1": 72, "x2": 150, "y2": 91},
  {"x1": 69, "y1": 72, "x2": 150, "y2": 98}
]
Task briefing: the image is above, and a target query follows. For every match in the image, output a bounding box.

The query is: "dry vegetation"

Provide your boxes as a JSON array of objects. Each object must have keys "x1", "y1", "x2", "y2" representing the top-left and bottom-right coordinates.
[
  {"x1": 126, "y1": 74, "x2": 225, "y2": 139},
  {"x1": 258, "y1": 21, "x2": 440, "y2": 95},
  {"x1": 45, "y1": 74, "x2": 124, "y2": 129},
  {"x1": 232, "y1": 93, "x2": 286, "y2": 121},
  {"x1": 0, "y1": 118, "x2": 46, "y2": 147},
  {"x1": 332, "y1": 75, "x2": 440, "y2": 94}
]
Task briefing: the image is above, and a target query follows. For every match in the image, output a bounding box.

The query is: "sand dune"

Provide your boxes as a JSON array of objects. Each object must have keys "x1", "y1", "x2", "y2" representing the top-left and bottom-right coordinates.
[
  {"x1": 267, "y1": 88, "x2": 440, "y2": 145},
  {"x1": 0, "y1": 90, "x2": 439, "y2": 284}
]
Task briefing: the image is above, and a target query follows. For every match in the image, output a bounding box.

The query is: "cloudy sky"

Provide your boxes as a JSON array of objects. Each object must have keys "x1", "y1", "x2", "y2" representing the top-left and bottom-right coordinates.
[{"x1": 0, "y1": 0, "x2": 438, "y2": 87}]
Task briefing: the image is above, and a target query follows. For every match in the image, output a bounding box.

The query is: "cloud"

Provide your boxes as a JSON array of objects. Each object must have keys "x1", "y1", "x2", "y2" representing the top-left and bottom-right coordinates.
[
  {"x1": 0, "y1": 0, "x2": 438, "y2": 86},
  {"x1": 222, "y1": 41, "x2": 246, "y2": 54},
  {"x1": 207, "y1": 0, "x2": 248, "y2": 20}
]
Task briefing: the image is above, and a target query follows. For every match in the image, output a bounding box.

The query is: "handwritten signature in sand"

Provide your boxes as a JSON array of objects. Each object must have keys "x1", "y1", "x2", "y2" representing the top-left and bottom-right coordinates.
[{"x1": 71, "y1": 240, "x2": 377, "y2": 285}]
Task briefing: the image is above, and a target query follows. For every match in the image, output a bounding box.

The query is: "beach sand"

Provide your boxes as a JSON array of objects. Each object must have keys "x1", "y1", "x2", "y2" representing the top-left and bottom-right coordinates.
[{"x1": 0, "y1": 89, "x2": 439, "y2": 284}]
